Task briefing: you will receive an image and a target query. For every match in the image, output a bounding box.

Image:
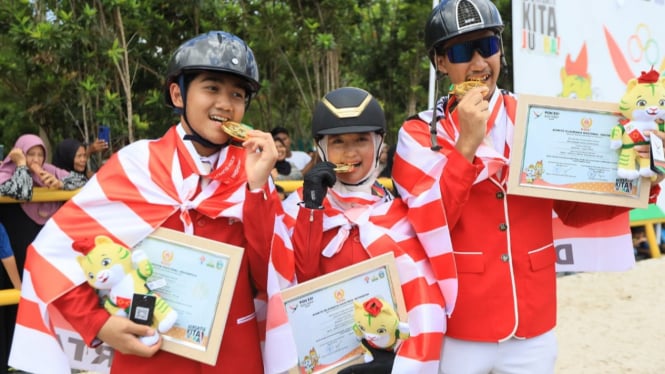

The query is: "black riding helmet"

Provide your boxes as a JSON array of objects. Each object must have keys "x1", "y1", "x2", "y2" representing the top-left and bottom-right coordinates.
[
  {"x1": 164, "y1": 31, "x2": 260, "y2": 108},
  {"x1": 311, "y1": 87, "x2": 386, "y2": 139},
  {"x1": 425, "y1": 0, "x2": 504, "y2": 65}
]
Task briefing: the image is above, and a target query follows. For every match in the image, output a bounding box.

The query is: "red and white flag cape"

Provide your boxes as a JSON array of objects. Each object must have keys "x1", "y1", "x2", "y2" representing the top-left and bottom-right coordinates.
[{"x1": 9, "y1": 127, "x2": 282, "y2": 373}]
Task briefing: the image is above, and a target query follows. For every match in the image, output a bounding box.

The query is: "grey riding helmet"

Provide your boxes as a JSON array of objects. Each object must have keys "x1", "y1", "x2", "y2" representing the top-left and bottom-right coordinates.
[{"x1": 164, "y1": 31, "x2": 260, "y2": 107}]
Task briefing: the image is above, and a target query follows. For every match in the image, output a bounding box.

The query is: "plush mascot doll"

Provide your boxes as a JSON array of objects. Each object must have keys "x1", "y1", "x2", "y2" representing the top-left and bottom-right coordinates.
[
  {"x1": 75, "y1": 235, "x2": 178, "y2": 345},
  {"x1": 610, "y1": 68, "x2": 665, "y2": 180},
  {"x1": 339, "y1": 297, "x2": 409, "y2": 374}
]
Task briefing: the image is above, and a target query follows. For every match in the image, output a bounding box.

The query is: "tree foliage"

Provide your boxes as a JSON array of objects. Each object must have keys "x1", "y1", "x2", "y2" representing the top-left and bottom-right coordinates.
[{"x1": 0, "y1": 0, "x2": 512, "y2": 154}]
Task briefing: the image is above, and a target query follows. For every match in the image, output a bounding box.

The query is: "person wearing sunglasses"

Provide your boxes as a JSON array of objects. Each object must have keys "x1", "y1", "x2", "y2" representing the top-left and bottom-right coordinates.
[{"x1": 391, "y1": 1, "x2": 663, "y2": 373}]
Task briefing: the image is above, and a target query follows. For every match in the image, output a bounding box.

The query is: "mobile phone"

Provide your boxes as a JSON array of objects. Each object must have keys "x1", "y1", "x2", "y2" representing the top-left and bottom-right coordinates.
[
  {"x1": 129, "y1": 294, "x2": 156, "y2": 326},
  {"x1": 98, "y1": 125, "x2": 111, "y2": 144}
]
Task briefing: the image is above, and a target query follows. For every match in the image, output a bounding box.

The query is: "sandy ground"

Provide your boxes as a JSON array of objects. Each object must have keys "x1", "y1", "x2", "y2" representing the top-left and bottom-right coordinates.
[{"x1": 555, "y1": 256, "x2": 665, "y2": 373}]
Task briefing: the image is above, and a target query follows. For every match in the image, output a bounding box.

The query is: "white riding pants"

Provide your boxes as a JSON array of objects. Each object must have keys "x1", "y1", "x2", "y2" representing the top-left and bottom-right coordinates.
[{"x1": 439, "y1": 330, "x2": 557, "y2": 374}]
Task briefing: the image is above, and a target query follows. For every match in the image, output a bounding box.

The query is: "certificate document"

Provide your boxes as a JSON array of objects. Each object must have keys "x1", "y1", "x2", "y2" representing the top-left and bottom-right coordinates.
[
  {"x1": 132, "y1": 228, "x2": 243, "y2": 365},
  {"x1": 508, "y1": 95, "x2": 649, "y2": 208},
  {"x1": 281, "y1": 253, "x2": 406, "y2": 374}
]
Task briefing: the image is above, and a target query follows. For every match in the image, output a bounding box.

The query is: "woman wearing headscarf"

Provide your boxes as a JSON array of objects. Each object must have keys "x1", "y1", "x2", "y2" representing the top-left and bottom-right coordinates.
[{"x1": 52, "y1": 138, "x2": 91, "y2": 186}]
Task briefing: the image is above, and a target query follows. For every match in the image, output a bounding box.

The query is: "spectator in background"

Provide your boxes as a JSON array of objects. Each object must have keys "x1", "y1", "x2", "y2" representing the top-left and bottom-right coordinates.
[
  {"x1": 373, "y1": 142, "x2": 387, "y2": 178},
  {"x1": 275, "y1": 183, "x2": 287, "y2": 201},
  {"x1": 0, "y1": 133, "x2": 84, "y2": 371},
  {"x1": 378, "y1": 143, "x2": 396, "y2": 179},
  {"x1": 84, "y1": 137, "x2": 109, "y2": 174},
  {"x1": 272, "y1": 137, "x2": 303, "y2": 181},
  {"x1": 0, "y1": 222, "x2": 20, "y2": 290},
  {"x1": 271, "y1": 126, "x2": 317, "y2": 175},
  {"x1": 631, "y1": 226, "x2": 651, "y2": 260},
  {"x1": 52, "y1": 138, "x2": 91, "y2": 185},
  {"x1": 374, "y1": 142, "x2": 388, "y2": 176}
]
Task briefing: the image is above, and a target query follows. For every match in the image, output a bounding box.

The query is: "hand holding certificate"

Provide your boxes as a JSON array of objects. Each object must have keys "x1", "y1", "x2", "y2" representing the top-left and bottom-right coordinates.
[{"x1": 131, "y1": 228, "x2": 244, "y2": 365}]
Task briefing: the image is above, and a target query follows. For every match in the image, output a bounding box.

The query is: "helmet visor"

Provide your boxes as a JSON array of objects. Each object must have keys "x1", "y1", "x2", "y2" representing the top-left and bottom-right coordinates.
[{"x1": 445, "y1": 35, "x2": 501, "y2": 63}]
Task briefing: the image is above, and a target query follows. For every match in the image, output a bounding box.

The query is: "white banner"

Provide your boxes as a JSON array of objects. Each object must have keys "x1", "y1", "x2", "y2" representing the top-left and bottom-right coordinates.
[
  {"x1": 553, "y1": 213, "x2": 635, "y2": 273},
  {"x1": 512, "y1": 0, "x2": 665, "y2": 101},
  {"x1": 55, "y1": 327, "x2": 112, "y2": 373}
]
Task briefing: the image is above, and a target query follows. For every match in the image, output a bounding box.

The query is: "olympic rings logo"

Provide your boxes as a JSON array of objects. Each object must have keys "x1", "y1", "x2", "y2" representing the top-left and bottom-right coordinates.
[{"x1": 628, "y1": 24, "x2": 660, "y2": 66}]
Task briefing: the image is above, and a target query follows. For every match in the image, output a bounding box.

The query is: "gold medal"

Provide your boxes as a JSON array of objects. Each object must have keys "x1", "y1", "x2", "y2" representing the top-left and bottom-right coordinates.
[
  {"x1": 450, "y1": 80, "x2": 487, "y2": 99},
  {"x1": 333, "y1": 164, "x2": 355, "y2": 173},
  {"x1": 221, "y1": 121, "x2": 252, "y2": 141}
]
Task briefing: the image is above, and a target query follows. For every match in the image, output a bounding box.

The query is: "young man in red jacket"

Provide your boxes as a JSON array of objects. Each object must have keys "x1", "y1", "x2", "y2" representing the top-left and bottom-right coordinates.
[{"x1": 392, "y1": 1, "x2": 663, "y2": 373}]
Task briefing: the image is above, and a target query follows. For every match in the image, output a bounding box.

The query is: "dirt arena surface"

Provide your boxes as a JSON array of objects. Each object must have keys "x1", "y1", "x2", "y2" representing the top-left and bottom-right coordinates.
[{"x1": 556, "y1": 256, "x2": 665, "y2": 373}]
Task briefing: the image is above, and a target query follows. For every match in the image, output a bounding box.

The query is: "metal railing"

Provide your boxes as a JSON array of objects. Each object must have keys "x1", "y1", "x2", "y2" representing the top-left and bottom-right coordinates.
[
  {"x1": 0, "y1": 178, "x2": 394, "y2": 306},
  {"x1": 275, "y1": 177, "x2": 394, "y2": 194},
  {"x1": 0, "y1": 289, "x2": 20, "y2": 306},
  {"x1": 0, "y1": 187, "x2": 80, "y2": 204}
]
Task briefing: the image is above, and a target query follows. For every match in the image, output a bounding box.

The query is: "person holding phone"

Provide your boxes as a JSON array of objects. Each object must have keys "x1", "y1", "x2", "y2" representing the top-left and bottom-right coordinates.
[{"x1": 82, "y1": 126, "x2": 111, "y2": 173}]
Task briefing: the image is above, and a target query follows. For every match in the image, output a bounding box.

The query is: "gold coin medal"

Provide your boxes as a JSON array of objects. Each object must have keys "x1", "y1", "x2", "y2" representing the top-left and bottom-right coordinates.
[
  {"x1": 333, "y1": 164, "x2": 355, "y2": 173},
  {"x1": 221, "y1": 121, "x2": 253, "y2": 141},
  {"x1": 450, "y1": 80, "x2": 487, "y2": 99}
]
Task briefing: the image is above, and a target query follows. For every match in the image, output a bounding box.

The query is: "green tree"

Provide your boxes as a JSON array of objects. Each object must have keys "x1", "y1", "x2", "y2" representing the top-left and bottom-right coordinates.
[{"x1": 0, "y1": 0, "x2": 515, "y2": 155}]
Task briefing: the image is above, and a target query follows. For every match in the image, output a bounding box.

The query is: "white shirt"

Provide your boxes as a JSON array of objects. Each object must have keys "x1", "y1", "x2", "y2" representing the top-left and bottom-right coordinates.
[
  {"x1": 286, "y1": 150, "x2": 311, "y2": 170},
  {"x1": 176, "y1": 124, "x2": 220, "y2": 187}
]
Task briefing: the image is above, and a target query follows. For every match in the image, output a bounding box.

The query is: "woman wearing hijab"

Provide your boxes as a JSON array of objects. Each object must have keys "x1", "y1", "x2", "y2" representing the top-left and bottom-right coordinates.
[{"x1": 52, "y1": 138, "x2": 91, "y2": 186}]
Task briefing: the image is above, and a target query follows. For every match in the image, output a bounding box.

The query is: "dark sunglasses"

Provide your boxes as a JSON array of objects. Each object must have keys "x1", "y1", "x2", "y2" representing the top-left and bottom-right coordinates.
[{"x1": 445, "y1": 35, "x2": 501, "y2": 63}]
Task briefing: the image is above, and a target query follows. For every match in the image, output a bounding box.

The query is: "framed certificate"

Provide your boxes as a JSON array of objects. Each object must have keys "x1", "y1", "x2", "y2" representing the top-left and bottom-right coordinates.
[
  {"x1": 507, "y1": 94, "x2": 650, "y2": 208},
  {"x1": 281, "y1": 252, "x2": 406, "y2": 374},
  {"x1": 132, "y1": 227, "x2": 244, "y2": 365}
]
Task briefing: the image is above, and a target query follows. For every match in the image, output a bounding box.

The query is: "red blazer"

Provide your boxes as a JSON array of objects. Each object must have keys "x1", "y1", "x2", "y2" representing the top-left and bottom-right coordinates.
[{"x1": 442, "y1": 152, "x2": 626, "y2": 341}]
